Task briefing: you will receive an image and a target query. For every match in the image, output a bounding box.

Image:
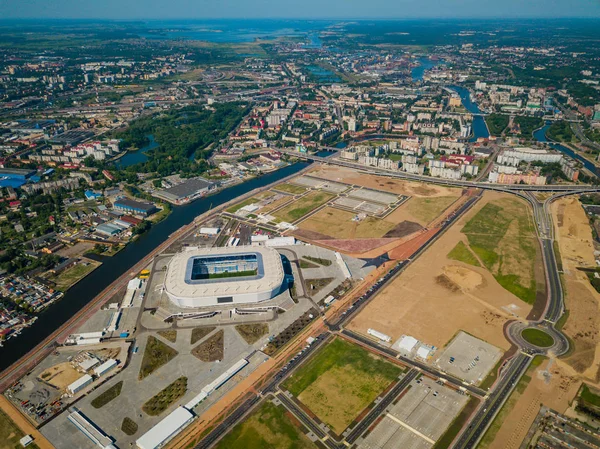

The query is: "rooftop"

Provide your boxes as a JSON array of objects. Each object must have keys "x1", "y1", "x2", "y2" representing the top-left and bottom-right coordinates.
[{"x1": 164, "y1": 246, "x2": 284, "y2": 300}]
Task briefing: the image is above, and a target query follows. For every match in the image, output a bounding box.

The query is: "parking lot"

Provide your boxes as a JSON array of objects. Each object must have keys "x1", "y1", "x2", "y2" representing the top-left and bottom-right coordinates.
[
  {"x1": 359, "y1": 377, "x2": 468, "y2": 449},
  {"x1": 434, "y1": 331, "x2": 502, "y2": 385}
]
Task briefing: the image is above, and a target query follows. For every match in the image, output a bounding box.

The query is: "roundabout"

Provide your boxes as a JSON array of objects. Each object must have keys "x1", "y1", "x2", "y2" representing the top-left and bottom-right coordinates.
[
  {"x1": 506, "y1": 320, "x2": 569, "y2": 356},
  {"x1": 521, "y1": 328, "x2": 554, "y2": 348}
]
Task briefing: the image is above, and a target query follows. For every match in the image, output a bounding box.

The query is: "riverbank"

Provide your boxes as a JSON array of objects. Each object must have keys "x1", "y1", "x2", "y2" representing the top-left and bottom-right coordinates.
[{"x1": 0, "y1": 162, "x2": 311, "y2": 377}]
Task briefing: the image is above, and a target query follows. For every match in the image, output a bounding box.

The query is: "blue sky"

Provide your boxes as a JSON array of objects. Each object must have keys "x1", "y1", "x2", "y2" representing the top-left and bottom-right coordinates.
[{"x1": 1, "y1": 0, "x2": 600, "y2": 19}]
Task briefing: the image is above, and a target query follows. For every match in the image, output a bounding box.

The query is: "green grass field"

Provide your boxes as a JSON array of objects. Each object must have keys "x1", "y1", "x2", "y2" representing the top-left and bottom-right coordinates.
[
  {"x1": 276, "y1": 183, "x2": 308, "y2": 195},
  {"x1": 215, "y1": 400, "x2": 316, "y2": 449},
  {"x1": 447, "y1": 241, "x2": 481, "y2": 267},
  {"x1": 139, "y1": 336, "x2": 179, "y2": 380},
  {"x1": 404, "y1": 196, "x2": 458, "y2": 225},
  {"x1": 521, "y1": 329, "x2": 554, "y2": 347},
  {"x1": 460, "y1": 199, "x2": 538, "y2": 304},
  {"x1": 580, "y1": 384, "x2": 600, "y2": 407},
  {"x1": 273, "y1": 191, "x2": 334, "y2": 223},
  {"x1": 0, "y1": 408, "x2": 40, "y2": 449},
  {"x1": 273, "y1": 192, "x2": 333, "y2": 223},
  {"x1": 282, "y1": 338, "x2": 402, "y2": 434},
  {"x1": 53, "y1": 261, "x2": 100, "y2": 291}
]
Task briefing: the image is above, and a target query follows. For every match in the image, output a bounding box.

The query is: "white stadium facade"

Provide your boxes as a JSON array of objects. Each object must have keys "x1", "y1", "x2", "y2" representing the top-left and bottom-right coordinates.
[{"x1": 164, "y1": 246, "x2": 286, "y2": 308}]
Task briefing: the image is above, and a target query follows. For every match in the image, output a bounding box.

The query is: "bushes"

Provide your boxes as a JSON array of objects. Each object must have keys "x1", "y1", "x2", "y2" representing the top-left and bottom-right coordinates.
[
  {"x1": 91, "y1": 381, "x2": 123, "y2": 409},
  {"x1": 142, "y1": 377, "x2": 187, "y2": 416}
]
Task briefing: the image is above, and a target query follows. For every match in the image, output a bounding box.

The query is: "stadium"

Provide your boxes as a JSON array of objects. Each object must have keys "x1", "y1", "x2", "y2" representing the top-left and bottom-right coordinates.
[{"x1": 164, "y1": 246, "x2": 286, "y2": 308}]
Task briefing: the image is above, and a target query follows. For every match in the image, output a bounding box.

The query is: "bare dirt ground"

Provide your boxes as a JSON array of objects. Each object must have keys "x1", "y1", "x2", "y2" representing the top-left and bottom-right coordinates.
[
  {"x1": 308, "y1": 165, "x2": 461, "y2": 198},
  {"x1": 308, "y1": 165, "x2": 462, "y2": 227},
  {"x1": 348, "y1": 191, "x2": 532, "y2": 351},
  {"x1": 485, "y1": 359, "x2": 580, "y2": 449},
  {"x1": 298, "y1": 207, "x2": 396, "y2": 239},
  {"x1": 552, "y1": 197, "x2": 600, "y2": 378},
  {"x1": 38, "y1": 362, "x2": 81, "y2": 390}
]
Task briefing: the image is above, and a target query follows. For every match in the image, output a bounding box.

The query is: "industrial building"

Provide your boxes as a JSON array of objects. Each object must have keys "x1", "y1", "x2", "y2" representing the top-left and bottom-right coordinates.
[
  {"x1": 153, "y1": 177, "x2": 214, "y2": 205},
  {"x1": 94, "y1": 359, "x2": 117, "y2": 377},
  {"x1": 113, "y1": 198, "x2": 157, "y2": 217},
  {"x1": 136, "y1": 407, "x2": 194, "y2": 449},
  {"x1": 67, "y1": 374, "x2": 93, "y2": 395},
  {"x1": 67, "y1": 408, "x2": 117, "y2": 449},
  {"x1": 164, "y1": 246, "x2": 285, "y2": 308}
]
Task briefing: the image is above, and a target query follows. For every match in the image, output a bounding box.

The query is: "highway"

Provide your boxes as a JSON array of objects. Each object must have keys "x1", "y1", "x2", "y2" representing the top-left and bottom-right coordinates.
[
  {"x1": 453, "y1": 191, "x2": 572, "y2": 448},
  {"x1": 278, "y1": 148, "x2": 600, "y2": 193}
]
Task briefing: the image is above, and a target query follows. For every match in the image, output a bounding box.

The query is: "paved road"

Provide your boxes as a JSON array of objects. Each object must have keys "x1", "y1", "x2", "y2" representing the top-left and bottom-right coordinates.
[
  {"x1": 453, "y1": 353, "x2": 532, "y2": 449},
  {"x1": 278, "y1": 148, "x2": 600, "y2": 193},
  {"x1": 453, "y1": 191, "x2": 571, "y2": 449}
]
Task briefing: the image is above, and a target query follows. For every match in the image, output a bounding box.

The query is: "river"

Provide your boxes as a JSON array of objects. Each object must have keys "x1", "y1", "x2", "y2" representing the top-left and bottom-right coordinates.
[
  {"x1": 448, "y1": 85, "x2": 490, "y2": 141},
  {"x1": 534, "y1": 124, "x2": 600, "y2": 177},
  {"x1": 0, "y1": 162, "x2": 309, "y2": 370},
  {"x1": 114, "y1": 135, "x2": 158, "y2": 168}
]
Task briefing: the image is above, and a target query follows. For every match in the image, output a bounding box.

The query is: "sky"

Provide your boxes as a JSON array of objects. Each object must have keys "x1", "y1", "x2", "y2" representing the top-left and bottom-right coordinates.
[{"x1": 1, "y1": 0, "x2": 600, "y2": 19}]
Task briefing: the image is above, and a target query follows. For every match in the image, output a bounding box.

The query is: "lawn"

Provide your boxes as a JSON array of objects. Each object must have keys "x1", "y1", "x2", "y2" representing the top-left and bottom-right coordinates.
[
  {"x1": 521, "y1": 329, "x2": 554, "y2": 347},
  {"x1": 404, "y1": 196, "x2": 458, "y2": 225},
  {"x1": 272, "y1": 191, "x2": 334, "y2": 223},
  {"x1": 215, "y1": 400, "x2": 317, "y2": 449},
  {"x1": 298, "y1": 207, "x2": 395, "y2": 239},
  {"x1": 580, "y1": 384, "x2": 600, "y2": 407},
  {"x1": 0, "y1": 408, "x2": 40, "y2": 449},
  {"x1": 139, "y1": 336, "x2": 179, "y2": 380},
  {"x1": 447, "y1": 241, "x2": 481, "y2": 267},
  {"x1": 53, "y1": 260, "x2": 101, "y2": 291},
  {"x1": 235, "y1": 324, "x2": 269, "y2": 344},
  {"x1": 142, "y1": 377, "x2": 187, "y2": 416},
  {"x1": 91, "y1": 381, "x2": 123, "y2": 409},
  {"x1": 275, "y1": 183, "x2": 308, "y2": 195},
  {"x1": 282, "y1": 338, "x2": 402, "y2": 434},
  {"x1": 460, "y1": 199, "x2": 538, "y2": 304}
]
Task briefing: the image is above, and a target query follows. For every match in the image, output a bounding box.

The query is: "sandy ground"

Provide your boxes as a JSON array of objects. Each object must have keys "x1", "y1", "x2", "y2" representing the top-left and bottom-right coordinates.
[
  {"x1": 38, "y1": 362, "x2": 81, "y2": 390},
  {"x1": 308, "y1": 165, "x2": 461, "y2": 198},
  {"x1": 485, "y1": 359, "x2": 580, "y2": 449},
  {"x1": 552, "y1": 197, "x2": 600, "y2": 379},
  {"x1": 0, "y1": 395, "x2": 54, "y2": 449},
  {"x1": 308, "y1": 165, "x2": 462, "y2": 227},
  {"x1": 348, "y1": 191, "x2": 533, "y2": 351}
]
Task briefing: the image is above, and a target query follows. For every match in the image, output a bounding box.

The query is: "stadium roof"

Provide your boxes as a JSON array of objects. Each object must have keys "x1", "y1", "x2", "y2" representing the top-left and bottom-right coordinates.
[{"x1": 164, "y1": 246, "x2": 284, "y2": 300}]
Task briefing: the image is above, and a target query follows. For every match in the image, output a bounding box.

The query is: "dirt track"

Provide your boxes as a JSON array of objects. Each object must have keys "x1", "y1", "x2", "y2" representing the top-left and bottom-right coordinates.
[{"x1": 0, "y1": 395, "x2": 54, "y2": 449}]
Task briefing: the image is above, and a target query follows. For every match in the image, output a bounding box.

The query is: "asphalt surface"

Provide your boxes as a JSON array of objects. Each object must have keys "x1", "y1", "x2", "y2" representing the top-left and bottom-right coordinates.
[
  {"x1": 341, "y1": 329, "x2": 486, "y2": 398},
  {"x1": 453, "y1": 192, "x2": 571, "y2": 449},
  {"x1": 278, "y1": 148, "x2": 600, "y2": 193},
  {"x1": 452, "y1": 353, "x2": 532, "y2": 449}
]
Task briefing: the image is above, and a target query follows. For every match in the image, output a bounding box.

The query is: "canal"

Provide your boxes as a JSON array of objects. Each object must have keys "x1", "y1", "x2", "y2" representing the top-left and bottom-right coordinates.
[
  {"x1": 0, "y1": 162, "x2": 309, "y2": 370},
  {"x1": 448, "y1": 85, "x2": 490, "y2": 141},
  {"x1": 534, "y1": 124, "x2": 600, "y2": 177}
]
